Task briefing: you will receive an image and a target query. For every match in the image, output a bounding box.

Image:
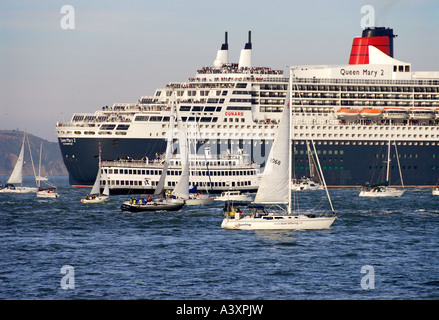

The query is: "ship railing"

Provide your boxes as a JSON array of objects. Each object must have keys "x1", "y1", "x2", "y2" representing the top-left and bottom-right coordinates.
[
  {"x1": 189, "y1": 76, "x2": 288, "y2": 83},
  {"x1": 101, "y1": 158, "x2": 261, "y2": 169}
]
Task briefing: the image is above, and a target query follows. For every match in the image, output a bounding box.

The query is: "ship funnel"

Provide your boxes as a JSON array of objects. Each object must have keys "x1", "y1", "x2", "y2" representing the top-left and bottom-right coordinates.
[
  {"x1": 213, "y1": 32, "x2": 229, "y2": 68},
  {"x1": 238, "y1": 31, "x2": 252, "y2": 69},
  {"x1": 349, "y1": 27, "x2": 397, "y2": 65}
]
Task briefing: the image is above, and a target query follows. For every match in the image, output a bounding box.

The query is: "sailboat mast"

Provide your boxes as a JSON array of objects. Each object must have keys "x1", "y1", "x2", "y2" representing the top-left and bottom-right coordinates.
[
  {"x1": 386, "y1": 140, "x2": 391, "y2": 183},
  {"x1": 38, "y1": 142, "x2": 42, "y2": 188},
  {"x1": 287, "y1": 79, "x2": 292, "y2": 215}
]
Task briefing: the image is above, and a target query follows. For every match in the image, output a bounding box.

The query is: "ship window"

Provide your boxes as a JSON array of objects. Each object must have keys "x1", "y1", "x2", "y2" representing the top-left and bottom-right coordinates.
[
  {"x1": 399, "y1": 65, "x2": 404, "y2": 72},
  {"x1": 394, "y1": 66, "x2": 397, "y2": 72},
  {"x1": 236, "y1": 83, "x2": 247, "y2": 88},
  {"x1": 405, "y1": 65, "x2": 410, "y2": 72},
  {"x1": 180, "y1": 106, "x2": 191, "y2": 112},
  {"x1": 100, "y1": 124, "x2": 116, "y2": 130},
  {"x1": 204, "y1": 106, "x2": 216, "y2": 112},
  {"x1": 216, "y1": 107, "x2": 222, "y2": 112},
  {"x1": 135, "y1": 116, "x2": 149, "y2": 121},
  {"x1": 149, "y1": 116, "x2": 163, "y2": 121},
  {"x1": 192, "y1": 106, "x2": 203, "y2": 112},
  {"x1": 116, "y1": 124, "x2": 130, "y2": 130}
]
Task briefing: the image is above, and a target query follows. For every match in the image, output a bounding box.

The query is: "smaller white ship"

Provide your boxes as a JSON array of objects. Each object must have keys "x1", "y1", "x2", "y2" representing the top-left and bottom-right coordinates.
[{"x1": 102, "y1": 148, "x2": 260, "y2": 195}]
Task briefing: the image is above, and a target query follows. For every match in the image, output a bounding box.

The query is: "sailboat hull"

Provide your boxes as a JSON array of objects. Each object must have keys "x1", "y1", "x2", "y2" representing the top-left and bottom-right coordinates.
[
  {"x1": 221, "y1": 215, "x2": 336, "y2": 230},
  {"x1": 36, "y1": 190, "x2": 60, "y2": 198},
  {"x1": 120, "y1": 199, "x2": 184, "y2": 212},
  {"x1": 0, "y1": 186, "x2": 38, "y2": 193},
  {"x1": 81, "y1": 195, "x2": 109, "y2": 203},
  {"x1": 359, "y1": 187, "x2": 405, "y2": 197}
]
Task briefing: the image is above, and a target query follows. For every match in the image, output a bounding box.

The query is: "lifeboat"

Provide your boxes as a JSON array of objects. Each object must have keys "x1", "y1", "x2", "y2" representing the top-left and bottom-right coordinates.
[
  {"x1": 409, "y1": 108, "x2": 434, "y2": 120},
  {"x1": 359, "y1": 108, "x2": 382, "y2": 118},
  {"x1": 382, "y1": 108, "x2": 408, "y2": 119},
  {"x1": 336, "y1": 108, "x2": 360, "y2": 118}
]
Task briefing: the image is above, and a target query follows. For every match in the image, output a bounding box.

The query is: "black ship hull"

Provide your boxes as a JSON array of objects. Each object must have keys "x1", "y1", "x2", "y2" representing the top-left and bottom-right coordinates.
[{"x1": 59, "y1": 136, "x2": 439, "y2": 188}]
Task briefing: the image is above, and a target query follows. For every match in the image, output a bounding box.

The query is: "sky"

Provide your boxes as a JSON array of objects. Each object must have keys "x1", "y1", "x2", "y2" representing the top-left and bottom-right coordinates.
[{"x1": 1, "y1": 0, "x2": 438, "y2": 142}]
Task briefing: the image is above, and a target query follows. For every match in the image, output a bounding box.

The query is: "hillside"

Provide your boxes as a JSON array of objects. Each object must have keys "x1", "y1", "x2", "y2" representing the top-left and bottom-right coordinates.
[{"x1": 0, "y1": 130, "x2": 67, "y2": 177}]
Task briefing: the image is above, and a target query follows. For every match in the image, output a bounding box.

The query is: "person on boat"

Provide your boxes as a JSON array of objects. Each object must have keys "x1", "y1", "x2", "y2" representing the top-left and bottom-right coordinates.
[{"x1": 147, "y1": 195, "x2": 152, "y2": 202}]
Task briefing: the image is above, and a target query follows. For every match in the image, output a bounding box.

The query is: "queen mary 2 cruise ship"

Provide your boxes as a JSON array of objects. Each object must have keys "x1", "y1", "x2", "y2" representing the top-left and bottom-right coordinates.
[{"x1": 56, "y1": 27, "x2": 439, "y2": 188}]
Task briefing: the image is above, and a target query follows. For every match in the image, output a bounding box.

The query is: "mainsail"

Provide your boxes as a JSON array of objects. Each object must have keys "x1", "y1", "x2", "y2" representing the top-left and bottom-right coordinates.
[
  {"x1": 7, "y1": 133, "x2": 26, "y2": 185},
  {"x1": 172, "y1": 108, "x2": 190, "y2": 199},
  {"x1": 253, "y1": 105, "x2": 290, "y2": 204}
]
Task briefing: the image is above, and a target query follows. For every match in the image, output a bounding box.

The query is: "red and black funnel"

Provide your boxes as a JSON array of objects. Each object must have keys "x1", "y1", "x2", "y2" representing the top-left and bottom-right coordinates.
[{"x1": 349, "y1": 27, "x2": 397, "y2": 65}]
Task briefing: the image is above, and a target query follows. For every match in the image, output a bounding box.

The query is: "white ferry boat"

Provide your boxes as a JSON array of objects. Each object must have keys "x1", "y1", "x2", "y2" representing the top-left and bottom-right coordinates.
[
  {"x1": 101, "y1": 148, "x2": 260, "y2": 194},
  {"x1": 56, "y1": 27, "x2": 439, "y2": 188}
]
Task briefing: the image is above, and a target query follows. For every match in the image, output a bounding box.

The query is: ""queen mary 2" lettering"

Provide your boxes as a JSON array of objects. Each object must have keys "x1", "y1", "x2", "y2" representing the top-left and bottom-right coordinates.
[{"x1": 340, "y1": 68, "x2": 384, "y2": 77}]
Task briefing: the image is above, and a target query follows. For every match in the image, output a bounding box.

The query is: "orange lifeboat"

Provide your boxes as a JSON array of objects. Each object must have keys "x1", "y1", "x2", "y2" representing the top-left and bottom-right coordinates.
[
  {"x1": 359, "y1": 108, "x2": 382, "y2": 118},
  {"x1": 336, "y1": 108, "x2": 360, "y2": 118}
]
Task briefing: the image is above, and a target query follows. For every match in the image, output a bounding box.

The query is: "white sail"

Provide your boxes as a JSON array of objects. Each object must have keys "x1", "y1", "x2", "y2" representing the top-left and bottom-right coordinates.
[
  {"x1": 90, "y1": 167, "x2": 101, "y2": 195},
  {"x1": 253, "y1": 105, "x2": 290, "y2": 204},
  {"x1": 7, "y1": 133, "x2": 26, "y2": 185},
  {"x1": 102, "y1": 172, "x2": 110, "y2": 196},
  {"x1": 173, "y1": 108, "x2": 190, "y2": 199}
]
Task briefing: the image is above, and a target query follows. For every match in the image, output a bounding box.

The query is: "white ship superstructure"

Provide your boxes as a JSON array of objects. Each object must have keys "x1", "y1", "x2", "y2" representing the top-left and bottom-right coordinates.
[
  {"x1": 101, "y1": 148, "x2": 260, "y2": 194},
  {"x1": 56, "y1": 27, "x2": 439, "y2": 188}
]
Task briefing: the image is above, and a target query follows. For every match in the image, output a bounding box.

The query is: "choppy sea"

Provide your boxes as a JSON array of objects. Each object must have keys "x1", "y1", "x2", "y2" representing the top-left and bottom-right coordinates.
[{"x1": 1, "y1": 176, "x2": 438, "y2": 301}]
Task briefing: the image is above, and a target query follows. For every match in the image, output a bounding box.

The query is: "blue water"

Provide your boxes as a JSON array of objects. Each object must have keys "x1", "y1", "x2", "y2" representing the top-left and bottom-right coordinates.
[{"x1": 1, "y1": 176, "x2": 438, "y2": 300}]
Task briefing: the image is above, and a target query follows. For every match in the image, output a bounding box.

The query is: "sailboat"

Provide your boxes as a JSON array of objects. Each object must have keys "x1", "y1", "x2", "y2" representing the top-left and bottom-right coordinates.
[
  {"x1": 359, "y1": 140, "x2": 405, "y2": 197},
  {"x1": 221, "y1": 103, "x2": 337, "y2": 230},
  {"x1": 81, "y1": 147, "x2": 109, "y2": 203},
  {"x1": 0, "y1": 132, "x2": 38, "y2": 194},
  {"x1": 120, "y1": 98, "x2": 184, "y2": 212},
  {"x1": 36, "y1": 142, "x2": 60, "y2": 198},
  {"x1": 183, "y1": 123, "x2": 214, "y2": 206},
  {"x1": 291, "y1": 140, "x2": 324, "y2": 191}
]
